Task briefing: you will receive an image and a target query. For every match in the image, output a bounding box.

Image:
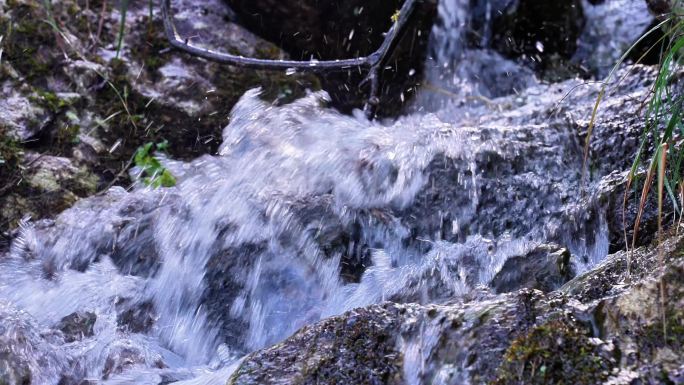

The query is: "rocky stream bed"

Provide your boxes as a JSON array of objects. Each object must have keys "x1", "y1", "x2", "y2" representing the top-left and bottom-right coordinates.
[{"x1": 1, "y1": 0, "x2": 684, "y2": 384}]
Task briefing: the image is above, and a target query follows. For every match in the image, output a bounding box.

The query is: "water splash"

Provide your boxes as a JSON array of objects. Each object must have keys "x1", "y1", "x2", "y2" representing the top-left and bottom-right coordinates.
[{"x1": 0, "y1": 1, "x2": 648, "y2": 383}]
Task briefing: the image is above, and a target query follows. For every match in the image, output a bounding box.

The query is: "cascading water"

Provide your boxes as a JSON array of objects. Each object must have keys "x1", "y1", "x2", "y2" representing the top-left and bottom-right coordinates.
[{"x1": 0, "y1": 1, "x2": 654, "y2": 384}]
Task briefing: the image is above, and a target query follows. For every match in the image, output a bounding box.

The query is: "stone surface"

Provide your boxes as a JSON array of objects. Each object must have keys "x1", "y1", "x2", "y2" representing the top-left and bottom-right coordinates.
[
  {"x1": 56, "y1": 312, "x2": 97, "y2": 343},
  {"x1": 491, "y1": 244, "x2": 573, "y2": 293},
  {"x1": 228, "y1": 304, "x2": 407, "y2": 385}
]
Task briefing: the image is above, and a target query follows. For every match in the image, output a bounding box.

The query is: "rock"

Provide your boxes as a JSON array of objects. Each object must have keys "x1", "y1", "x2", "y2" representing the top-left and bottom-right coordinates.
[
  {"x1": 1, "y1": 153, "x2": 99, "y2": 231},
  {"x1": 228, "y1": 304, "x2": 406, "y2": 385},
  {"x1": 491, "y1": 243, "x2": 573, "y2": 293},
  {"x1": 491, "y1": 316, "x2": 616, "y2": 385},
  {"x1": 574, "y1": 0, "x2": 655, "y2": 77},
  {"x1": 202, "y1": 243, "x2": 262, "y2": 350},
  {"x1": 56, "y1": 312, "x2": 97, "y2": 342},
  {"x1": 23, "y1": 153, "x2": 98, "y2": 196},
  {"x1": 18, "y1": 187, "x2": 169, "y2": 276},
  {"x1": 396, "y1": 65, "x2": 655, "y2": 260},
  {"x1": 229, "y1": 234, "x2": 684, "y2": 384},
  {"x1": 228, "y1": 290, "x2": 557, "y2": 384},
  {"x1": 0, "y1": 87, "x2": 52, "y2": 142},
  {"x1": 101, "y1": 341, "x2": 163, "y2": 380},
  {"x1": 116, "y1": 299, "x2": 156, "y2": 334},
  {"x1": 647, "y1": 0, "x2": 672, "y2": 15},
  {"x1": 103, "y1": 0, "x2": 318, "y2": 162}
]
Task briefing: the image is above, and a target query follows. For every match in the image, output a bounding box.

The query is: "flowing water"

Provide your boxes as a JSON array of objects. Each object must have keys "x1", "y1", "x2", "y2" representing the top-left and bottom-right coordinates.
[{"x1": 0, "y1": 1, "x2": 654, "y2": 384}]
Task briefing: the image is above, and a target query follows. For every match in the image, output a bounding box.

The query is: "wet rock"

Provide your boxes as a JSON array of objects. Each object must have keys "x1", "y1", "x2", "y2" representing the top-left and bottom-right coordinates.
[
  {"x1": 10, "y1": 187, "x2": 168, "y2": 276},
  {"x1": 202, "y1": 243, "x2": 262, "y2": 350},
  {"x1": 491, "y1": 316, "x2": 616, "y2": 385},
  {"x1": 57, "y1": 312, "x2": 97, "y2": 342},
  {"x1": 282, "y1": 194, "x2": 390, "y2": 283},
  {"x1": 491, "y1": 244, "x2": 573, "y2": 293},
  {"x1": 396, "y1": 65, "x2": 654, "y2": 261},
  {"x1": 102, "y1": 343, "x2": 153, "y2": 380},
  {"x1": 575, "y1": 0, "x2": 655, "y2": 77},
  {"x1": 116, "y1": 299, "x2": 157, "y2": 334},
  {"x1": 228, "y1": 290, "x2": 557, "y2": 384},
  {"x1": 552, "y1": 237, "x2": 684, "y2": 383},
  {"x1": 454, "y1": 49, "x2": 538, "y2": 98},
  {"x1": 228, "y1": 236, "x2": 684, "y2": 384},
  {"x1": 228, "y1": 304, "x2": 407, "y2": 385},
  {"x1": 594, "y1": 169, "x2": 673, "y2": 253},
  {"x1": 585, "y1": 255, "x2": 684, "y2": 383},
  {"x1": 561, "y1": 233, "x2": 684, "y2": 302}
]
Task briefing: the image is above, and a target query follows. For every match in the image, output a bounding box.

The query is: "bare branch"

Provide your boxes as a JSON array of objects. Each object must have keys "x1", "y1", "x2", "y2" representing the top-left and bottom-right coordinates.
[{"x1": 160, "y1": 0, "x2": 420, "y2": 117}]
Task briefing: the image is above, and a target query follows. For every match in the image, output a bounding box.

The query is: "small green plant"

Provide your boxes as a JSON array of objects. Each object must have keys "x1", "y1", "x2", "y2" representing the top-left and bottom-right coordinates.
[
  {"x1": 134, "y1": 141, "x2": 176, "y2": 188},
  {"x1": 116, "y1": 0, "x2": 129, "y2": 58}
]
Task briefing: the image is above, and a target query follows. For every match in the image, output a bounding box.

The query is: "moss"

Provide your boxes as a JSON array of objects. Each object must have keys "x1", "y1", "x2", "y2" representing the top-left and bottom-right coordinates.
[
  {"x1": 29, "y1": 90, "x2": 70, "y2": 113},
  {"x1": 129, "y1": 20, "x2": 171, "y2": 77},
  {"x1": 635, "y1": 265, "x2": 684, "y2": 354},
  {"x1": 491, "y1": 318, "x2": 614, "y2": 385},
  {"x1": 229, "y1": 307, "x2": 403, "y2": 385},
  {"x1": 56, "y1": 123, "x2": 80, "y2": 149},
  {"x1": 0, "y1": 128, "x2": 23, "y2": 182},
  {"x1": 640, "y1": 310, "x2": 684, "y2": 350},
  {"x1": 1, "y1": 2, "x2": 57, "y2": 83}
]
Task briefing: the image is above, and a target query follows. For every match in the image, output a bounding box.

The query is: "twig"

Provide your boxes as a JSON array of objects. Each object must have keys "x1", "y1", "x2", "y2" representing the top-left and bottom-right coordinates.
[{"x1": 160, "y1": 0, "x2": 420, "y2": 118}]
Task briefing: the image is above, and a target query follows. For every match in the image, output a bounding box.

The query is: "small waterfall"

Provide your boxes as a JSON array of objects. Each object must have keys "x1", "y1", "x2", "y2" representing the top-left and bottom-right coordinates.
[
  {"x1": 0, "y1": 1, "x2": 647, "y2": 383},
  {"x1": 415, "y1": 0, "x2": 540, "y2": 116}
]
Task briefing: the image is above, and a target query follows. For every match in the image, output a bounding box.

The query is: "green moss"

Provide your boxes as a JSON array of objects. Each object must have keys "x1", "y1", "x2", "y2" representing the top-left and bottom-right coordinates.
[
  {"x1": 491, "y1": 318, "x2": 614, "y2": 385},
  {"x1": 1, "y1": 2, "x2": 56, "y2": 82},
  {"x1": 30, "y1": 90, "x2": 70, "y2": 113},
  {"x1": 643, "y1": 313, "x2": 684, "y2": 348},
  {"x1": 637, "y1": 280, "x2": 684, "y2": 352},
  {"x1": 0, "y1": 126, "x2": 23, "y2": 183}
]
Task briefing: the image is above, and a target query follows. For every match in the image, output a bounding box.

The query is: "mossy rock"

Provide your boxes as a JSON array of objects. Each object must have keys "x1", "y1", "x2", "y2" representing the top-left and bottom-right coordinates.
[
  {"x1": 492, "y1": 317, "x2": 615, "y2": 385},
  {"x1": 228, "y1": 304, "x2": 405, "y2": 385}
]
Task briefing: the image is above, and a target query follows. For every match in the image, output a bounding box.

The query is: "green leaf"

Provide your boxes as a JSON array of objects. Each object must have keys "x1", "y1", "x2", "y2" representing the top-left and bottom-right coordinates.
[
  {"x1": 133, "y1": 141, "x2": 176, "y2": 188},
  {"x1": 159, "y1": 170, "x2": 177, "y2": 187},
  {"x1": 156, "y1": 140, "x2": 169, "y2": 152}
]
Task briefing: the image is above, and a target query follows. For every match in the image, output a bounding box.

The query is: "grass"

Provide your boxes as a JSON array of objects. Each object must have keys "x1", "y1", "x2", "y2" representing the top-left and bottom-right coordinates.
[
  {"x1": 116, "y1": 0, "x2": 129, "y2": 58},
  {"x1": 586, "y1": 0, "x2": 684, "y2": 341}
]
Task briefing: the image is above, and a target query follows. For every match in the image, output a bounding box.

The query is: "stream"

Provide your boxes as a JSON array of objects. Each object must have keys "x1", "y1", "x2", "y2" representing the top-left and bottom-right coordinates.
[{"x1": 0, "y1": 0, "x2": 657, "y2": 384}]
